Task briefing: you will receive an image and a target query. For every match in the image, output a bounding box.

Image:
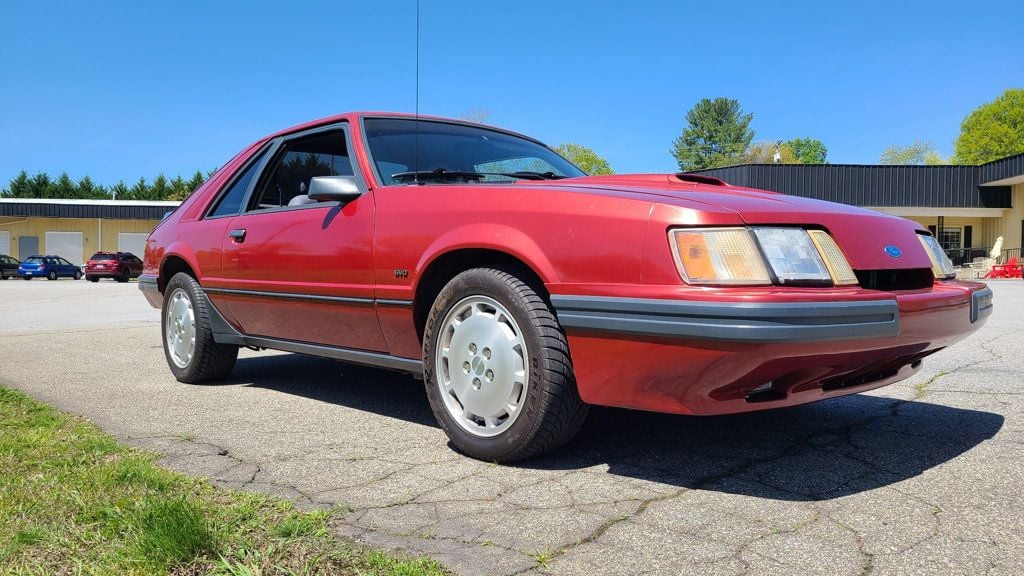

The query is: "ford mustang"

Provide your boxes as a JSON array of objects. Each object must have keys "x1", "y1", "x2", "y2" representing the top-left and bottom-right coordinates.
[{"x1": 139, "y1": 112, "x2": 992, "y2": 462}]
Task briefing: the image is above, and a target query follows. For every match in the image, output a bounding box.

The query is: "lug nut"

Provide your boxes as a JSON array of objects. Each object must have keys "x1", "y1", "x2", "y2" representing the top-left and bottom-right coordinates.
[
  {"x1": 472, "y1": 377, "x2": 481, "y2": 389},
  {"x1": 483, "y1": 347, "x2": 491, "y2": 359},
  {"x1": 485, "y1": 369, "x2": 494, "y2": 381},
  {"x1": 469, "y1": 343, "x2": 477, "y2": 354},
  {"x1": 462, "y1": 361, "x2": 471, "y2": 374}
]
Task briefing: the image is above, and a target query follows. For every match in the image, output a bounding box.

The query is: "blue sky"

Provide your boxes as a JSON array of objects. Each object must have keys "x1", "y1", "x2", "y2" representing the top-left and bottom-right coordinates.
[{"x1": 1, "y1": 0, "x2": 1022, "y2": 186}]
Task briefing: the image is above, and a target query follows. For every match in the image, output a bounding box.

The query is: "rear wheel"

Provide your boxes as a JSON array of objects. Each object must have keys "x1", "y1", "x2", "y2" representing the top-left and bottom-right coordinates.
[
  {"x1": 22, "y1": 276, "x2": 31, "y2": 280},
  {"x1": 47, "y1": 271, "x2": 57, "y2": 280},
  {"x1": 423, "y1": 268, "x2": 588, "y2": 462},
  {"x1": 162, "y1": 272, "x2": 238, "y2": 383},
  {"x1": 87, "y1": 276, "x2": 99, "y2": 282}
]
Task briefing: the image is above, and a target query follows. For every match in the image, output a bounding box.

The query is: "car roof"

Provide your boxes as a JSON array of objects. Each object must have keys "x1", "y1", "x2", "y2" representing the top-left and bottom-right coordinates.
[{"x1": 261, "y1": 111, "x2": 548, "y2": 148}]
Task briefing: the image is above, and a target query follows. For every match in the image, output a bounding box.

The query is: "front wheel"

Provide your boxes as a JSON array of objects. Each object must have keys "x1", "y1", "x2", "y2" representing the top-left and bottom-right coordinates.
[
  {"x1": 162, "y1": 272, "x2": 238, "y2": 383},
  {"x1": 116, "y1": 268, "x2": 129, "y2": 283},
  {"x1": 423, "y1": 268, "x2": 588, "y2": 462},
  {"x1": 73, "y1": 270, "x2": 82, "y2": 280}
]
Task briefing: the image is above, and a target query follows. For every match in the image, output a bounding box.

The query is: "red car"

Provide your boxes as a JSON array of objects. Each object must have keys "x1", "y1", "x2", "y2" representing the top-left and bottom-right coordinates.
[
  {"x1": 85, "y1": 251, "x2": 144, "y2": 282},
  {"x1": 139, "y1": 112, "x2": 992, "y2": 462}
]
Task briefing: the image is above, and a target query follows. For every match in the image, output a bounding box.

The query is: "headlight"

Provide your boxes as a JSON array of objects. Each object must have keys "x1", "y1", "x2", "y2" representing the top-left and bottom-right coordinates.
[
  {"x1": 670, "y1": 227, "x2": 858, "y2": 287},
  {"x1": 918, "y1": 234, "x2": 956, "y2": 279},
  {"x1": 670, "y1": 228, "x2": 771, "y2": 285},
  {"x1": 752, "y1": 227, "x2": 833, "y2": 285}
]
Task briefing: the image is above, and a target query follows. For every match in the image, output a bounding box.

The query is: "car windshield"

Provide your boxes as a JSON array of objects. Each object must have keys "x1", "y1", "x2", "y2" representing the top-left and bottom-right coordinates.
[
  {"x1": 363, "y1": 118, "x2": 586, "y2": 185},
  {"x1": 26, "y1": 257, "x2": 43, "y2": 263},
  {"x1": 90, "y1": 253, "x2": 115, "y2": 261}
]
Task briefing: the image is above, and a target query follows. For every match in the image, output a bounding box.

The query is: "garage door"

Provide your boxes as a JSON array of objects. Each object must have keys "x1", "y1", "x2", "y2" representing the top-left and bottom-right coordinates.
[
  {"x1": 0, "y1": 231, "x2": 9, "y2": 256},
  {"x1": 45, "y1": 231, "x2": 84, "y2": 266},
  {"x1": 117, "y1": 233, "x2": 149, "y2": 259}
]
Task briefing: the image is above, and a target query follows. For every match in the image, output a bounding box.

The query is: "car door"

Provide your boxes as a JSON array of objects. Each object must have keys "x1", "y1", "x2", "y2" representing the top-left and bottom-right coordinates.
[
  {"x1": 58, "y1": 258, "x2": 75, "y2": 277},
  {"x1": 214, "y1": 123, "x2": 386, "y2": 351}
]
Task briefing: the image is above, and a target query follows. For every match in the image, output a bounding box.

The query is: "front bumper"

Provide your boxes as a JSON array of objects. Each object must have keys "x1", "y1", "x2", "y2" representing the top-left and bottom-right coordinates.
[{"x1": 551, "y1": 281, "x2": 991, "y2": 415}]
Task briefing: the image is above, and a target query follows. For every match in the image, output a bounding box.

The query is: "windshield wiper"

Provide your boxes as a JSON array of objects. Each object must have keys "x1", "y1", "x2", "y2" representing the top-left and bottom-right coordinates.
[{"x1": 391, "y1": 168, "x2": 566, "y2": 183}]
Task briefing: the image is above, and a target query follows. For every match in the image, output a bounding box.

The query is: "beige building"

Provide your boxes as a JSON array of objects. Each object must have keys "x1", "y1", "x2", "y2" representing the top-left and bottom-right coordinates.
[{"x1": 0, "y1": 199, "x2": 179, "y2": 266}]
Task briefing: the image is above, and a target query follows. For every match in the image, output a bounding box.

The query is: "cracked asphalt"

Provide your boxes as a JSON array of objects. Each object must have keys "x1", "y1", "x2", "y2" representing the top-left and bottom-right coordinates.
[{"x1": 1, "y1": 279, "x2": 1021, "y2": 575}]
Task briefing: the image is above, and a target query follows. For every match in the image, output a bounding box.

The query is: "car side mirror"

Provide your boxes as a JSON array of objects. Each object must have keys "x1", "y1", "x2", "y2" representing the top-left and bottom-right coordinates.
[{"x1": 308, "y1": 176, "x2": 363, "y2": 203}]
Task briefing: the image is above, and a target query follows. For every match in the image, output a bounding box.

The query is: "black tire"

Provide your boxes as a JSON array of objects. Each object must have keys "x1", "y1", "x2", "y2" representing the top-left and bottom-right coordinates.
[
  {"x1": 22, "y1": 276, "x2": 31, "y2": 280},
  {"x1": 47, "y1": 271, "x2": 57, "y2": 280},
  {"x1": 162, "y1": 272, "x2": 238, "y2": 384},
  {"x1": 87, "y1": 276, "x2": 99, "y2": 282},
  {"x1": 73, "y1": 270, "x2": 82, "y2": 280},
  {"x1": 423, "y1": 267, "x2": 588, "y2": 462},
  {"x1": 116, "y1": 268, "x2": 129, "y2": 283}
]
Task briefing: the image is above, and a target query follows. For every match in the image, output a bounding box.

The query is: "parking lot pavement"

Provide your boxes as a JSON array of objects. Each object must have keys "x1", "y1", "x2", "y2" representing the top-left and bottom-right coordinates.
[{"x1": 1, "y1": 278, "x2": 1021, "y2": 575}]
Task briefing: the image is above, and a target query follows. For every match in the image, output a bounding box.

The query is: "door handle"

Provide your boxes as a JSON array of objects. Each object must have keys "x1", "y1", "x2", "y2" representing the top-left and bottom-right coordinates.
[{"x1": 228, "y1": 229, "x2": 246, "y2": 242}]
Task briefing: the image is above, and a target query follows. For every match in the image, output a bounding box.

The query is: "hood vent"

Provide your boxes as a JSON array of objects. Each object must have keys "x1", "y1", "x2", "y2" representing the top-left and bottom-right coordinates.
[{"x1": 674, "y1": 173, "x2": 727, "y2": 186}]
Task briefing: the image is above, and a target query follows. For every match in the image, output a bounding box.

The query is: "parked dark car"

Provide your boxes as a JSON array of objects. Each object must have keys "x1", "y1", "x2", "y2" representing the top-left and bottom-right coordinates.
[
  {"x1": 17, "y1": 255, "x2": 82, "y2": 280},
  {"x1": 0, "y1": 254, "x2": 20, "y2": 279},
  {"x1": 85, "y1": 251, "x2": 143, "y2": 282}
]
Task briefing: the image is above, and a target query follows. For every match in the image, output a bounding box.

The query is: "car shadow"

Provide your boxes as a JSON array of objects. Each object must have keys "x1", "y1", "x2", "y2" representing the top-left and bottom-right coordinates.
[{"x1": 229, "y1": 354, "x2": 1004, "y2": 501}]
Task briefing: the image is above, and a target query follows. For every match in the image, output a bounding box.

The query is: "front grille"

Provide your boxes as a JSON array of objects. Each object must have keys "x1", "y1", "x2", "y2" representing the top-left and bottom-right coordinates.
[{"x1": 854, "y1": 268, "x2": 934, "y2": 291}]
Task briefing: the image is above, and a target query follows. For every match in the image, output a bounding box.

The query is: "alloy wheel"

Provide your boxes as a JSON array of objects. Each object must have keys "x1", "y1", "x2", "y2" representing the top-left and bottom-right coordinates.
[{"x1": 435, "y1": 295, "x2": 530, "y2": 437}]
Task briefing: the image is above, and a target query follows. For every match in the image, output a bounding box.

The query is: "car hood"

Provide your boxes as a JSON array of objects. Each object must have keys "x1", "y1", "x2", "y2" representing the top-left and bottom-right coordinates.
[{"x1": 539, "y1": 174, "x2": 934, "y2": 270}]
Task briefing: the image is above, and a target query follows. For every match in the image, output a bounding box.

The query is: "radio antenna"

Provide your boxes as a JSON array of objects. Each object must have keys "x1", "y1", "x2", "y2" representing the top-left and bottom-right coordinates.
[{"x1": 414, "y1": 0, "x2": 420, "y2": 184}]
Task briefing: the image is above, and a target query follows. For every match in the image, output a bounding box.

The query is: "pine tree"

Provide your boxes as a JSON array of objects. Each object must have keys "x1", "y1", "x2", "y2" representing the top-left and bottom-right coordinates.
[
  {"x1": 29, "y1": 172, "x2": 51, "y2": 198},
  {"x1": 4, "y1": 170, "x2": 32, "y2": 197}
]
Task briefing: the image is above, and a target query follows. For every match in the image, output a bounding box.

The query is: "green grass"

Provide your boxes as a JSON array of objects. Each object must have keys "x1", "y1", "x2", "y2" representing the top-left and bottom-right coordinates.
[{"x1": 0, "y1": 386, "x2": 448, "y2": 575}]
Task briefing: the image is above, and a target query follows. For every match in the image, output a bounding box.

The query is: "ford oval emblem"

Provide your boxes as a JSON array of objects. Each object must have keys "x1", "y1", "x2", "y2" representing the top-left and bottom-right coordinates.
[{"x1": 884, "y1": 245, "x2": 902, "y2": 258}]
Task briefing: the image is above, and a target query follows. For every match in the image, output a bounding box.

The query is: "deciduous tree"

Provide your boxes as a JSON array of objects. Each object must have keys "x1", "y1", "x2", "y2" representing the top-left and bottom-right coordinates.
[
  {"x1": 554, "y1": 143, "x2": 614, "y2": 175},
  {"x1": 954, "y1": 88, "x2": 1024, "y2": 164},
  {"x1": 783, "y1": 138, "x2": 827, "y2": 164},
  {"x1": 880, "y1": 141, "x2": 947, "y2": 165}
]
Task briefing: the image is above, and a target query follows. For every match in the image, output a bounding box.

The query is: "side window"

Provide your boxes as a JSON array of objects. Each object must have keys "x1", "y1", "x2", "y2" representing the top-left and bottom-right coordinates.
[
  {"x1": 208, "y1": 151, "x2": 266, "y2": 218},
  {"x1": 248, "y1": 130, "x2": 354, "y2": 211},
  {"x1": 59, "y1": 258, "x2": 72, "y2": 266}
]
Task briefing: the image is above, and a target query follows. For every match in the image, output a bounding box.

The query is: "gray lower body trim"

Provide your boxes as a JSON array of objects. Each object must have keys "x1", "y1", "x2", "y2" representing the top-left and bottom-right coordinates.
[
  {"x1": 244, "y1": 336, "x2": 422, "y2": 374},
  {"x1": 203, "y1": 287, "x2": 413, "y2": 308},
  {"x1": 199, "y1": 291, "x2": 421, "y2": 374},
  {"x1": 551, "y1": 295, "x2": 901, "y2": 342},
  {"x1": 971, "y1": 287, "x2": 993, "y2": 323},
  {"x1": 204, "y1": 287, "x2": 373, "y2": 305},
  {"x1": 138, "y1": 273, "x2": 159, "y2": 294}
]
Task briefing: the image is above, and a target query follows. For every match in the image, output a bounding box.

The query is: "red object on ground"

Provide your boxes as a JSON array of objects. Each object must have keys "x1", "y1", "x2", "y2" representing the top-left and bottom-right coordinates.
[{"x1": 985, "y1": 257, "x2": 1022, "y2": 279}]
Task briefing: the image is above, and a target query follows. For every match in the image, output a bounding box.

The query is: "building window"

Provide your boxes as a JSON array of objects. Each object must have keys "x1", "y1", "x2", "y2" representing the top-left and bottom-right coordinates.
[{"x1": 938, "y1": 227, "x2": 962, "y2": 250}]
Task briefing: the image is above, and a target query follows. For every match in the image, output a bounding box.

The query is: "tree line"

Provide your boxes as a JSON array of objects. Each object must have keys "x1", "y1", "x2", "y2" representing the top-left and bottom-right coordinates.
[
  {"x1": 5, "y1": 89, "x2": 1020, "y2": 200},
  {"x1": 1, "y1": 170, "x2": 210, "y2": 201}
]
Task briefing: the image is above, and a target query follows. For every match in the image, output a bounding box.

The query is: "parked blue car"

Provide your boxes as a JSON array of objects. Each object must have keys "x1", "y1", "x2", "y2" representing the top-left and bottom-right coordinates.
[{"x1": 18, "y1": 255, "x2": 82, "y2": 280}]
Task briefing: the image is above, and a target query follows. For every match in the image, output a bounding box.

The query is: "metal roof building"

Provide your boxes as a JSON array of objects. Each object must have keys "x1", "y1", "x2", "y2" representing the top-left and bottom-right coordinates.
[{"x1": 0, "y1": 198, "x2": 180, "y2": 265}]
